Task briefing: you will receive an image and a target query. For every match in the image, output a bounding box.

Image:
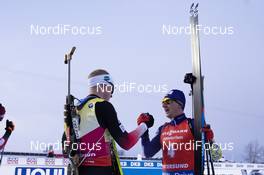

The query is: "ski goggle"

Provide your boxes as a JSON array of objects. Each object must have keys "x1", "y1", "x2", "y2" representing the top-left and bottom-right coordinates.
[
  {"x1": 162, "y1": 98, "x2": 184, "y2": 108},
  {"x1": 162, "y1": 98, "x2": 173, "y2": 105}
]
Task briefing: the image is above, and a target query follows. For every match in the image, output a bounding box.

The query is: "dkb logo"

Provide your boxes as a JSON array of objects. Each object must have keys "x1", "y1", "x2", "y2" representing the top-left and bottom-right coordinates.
[{"x1": 15, "y1": 167, "x2": 64, "y2": 175}]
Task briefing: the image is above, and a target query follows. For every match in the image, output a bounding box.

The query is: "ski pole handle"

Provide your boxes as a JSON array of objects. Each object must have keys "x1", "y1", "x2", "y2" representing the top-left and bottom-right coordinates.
[
  {"x1": 70, "y1": 47, "x2": 76, "y2": 56},
  {"x1": 64, "y1": 47, "x2": 76, "y2": 64}
]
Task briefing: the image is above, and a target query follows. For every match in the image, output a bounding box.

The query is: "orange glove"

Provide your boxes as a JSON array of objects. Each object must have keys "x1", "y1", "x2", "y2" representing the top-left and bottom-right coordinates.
[{"x1": 137, "y1": 113, "x2": 154, "y2": 128}]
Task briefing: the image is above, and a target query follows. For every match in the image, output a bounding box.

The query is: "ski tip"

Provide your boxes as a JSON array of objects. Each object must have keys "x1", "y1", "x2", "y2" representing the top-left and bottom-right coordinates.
[
  {"x1": 190, "y1": 3, "x2": 194, "y2": 14},
  {"x1": 190, "y1": 3, "x2": 199, "y2": 17},
  {"x1": 191, "y1": 3, "x2": 194, "y2": 9},
  {"x1": 195, "y1": 3, "x2": 199, "y2": 9},
  {"x1": 194, "y1": 3, "x2": 199, "y2": 15}
]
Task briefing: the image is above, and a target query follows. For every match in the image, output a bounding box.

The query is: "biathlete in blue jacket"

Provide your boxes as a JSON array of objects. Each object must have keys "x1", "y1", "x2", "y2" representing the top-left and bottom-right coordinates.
[{"x1": 137, "y1": 89, "x2": 214, "y2": 175}]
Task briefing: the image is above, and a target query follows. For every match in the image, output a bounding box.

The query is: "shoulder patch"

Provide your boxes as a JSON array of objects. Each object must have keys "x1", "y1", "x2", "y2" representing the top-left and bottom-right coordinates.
[{"x1": 88, "y1": 103, "x2": 94, "y2": 108}]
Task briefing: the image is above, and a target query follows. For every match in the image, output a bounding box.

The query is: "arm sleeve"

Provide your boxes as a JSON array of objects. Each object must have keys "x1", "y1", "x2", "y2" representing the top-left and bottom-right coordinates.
[
  {"x1": 95, "y1": 101, "x2": 147, "y2": 150},
  {"x1": 0, "y1": 130, "x2": 11, "y2": 150},
  {"x1": 141, "y1": 126, "x2": 162, "y2": 158}
]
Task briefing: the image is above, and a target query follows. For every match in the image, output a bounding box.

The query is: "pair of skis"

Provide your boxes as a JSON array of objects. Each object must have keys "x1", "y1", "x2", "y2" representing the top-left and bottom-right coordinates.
[{"x1": 185, "y1": 3, "x2": 215, "y2": 175}]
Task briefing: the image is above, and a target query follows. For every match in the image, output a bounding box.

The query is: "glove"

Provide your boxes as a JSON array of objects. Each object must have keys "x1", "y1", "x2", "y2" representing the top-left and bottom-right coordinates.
[
  {"x1": 202, "y1": 124, "x2": 214, "y2": 142},
  {"x1": 0, "y1": 103, "x2": 6, "y2": 115},
  {"x1": 5, "y1": 120, "x2": 15, "y2": 132},
  {"x1": 137, "y1": 113, "x2": 154, "y2": 128}
]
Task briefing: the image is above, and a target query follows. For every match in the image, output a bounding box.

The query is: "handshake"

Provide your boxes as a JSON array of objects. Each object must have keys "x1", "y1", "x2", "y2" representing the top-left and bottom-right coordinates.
[{"x1": 137, "y1": 113, "x2": 154, "y2": 128}]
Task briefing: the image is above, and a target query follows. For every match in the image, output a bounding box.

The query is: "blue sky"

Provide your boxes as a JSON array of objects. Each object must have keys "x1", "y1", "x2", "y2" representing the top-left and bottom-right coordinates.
[{"x1": 0, "y1": 0, "x2": 263, "y2": 162}]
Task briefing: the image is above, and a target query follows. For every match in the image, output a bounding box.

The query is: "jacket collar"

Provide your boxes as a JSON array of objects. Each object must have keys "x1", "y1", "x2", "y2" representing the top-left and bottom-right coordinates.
[{"x1": 170, "y1": 113, "x2": 187, "y2": 126}]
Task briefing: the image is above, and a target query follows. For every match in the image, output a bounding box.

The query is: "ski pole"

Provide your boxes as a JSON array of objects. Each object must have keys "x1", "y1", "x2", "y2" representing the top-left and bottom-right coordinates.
[
  {"x1": 204, "y1": 124, "x2": 215, "y2": 175},
  {"x1": 64, "y1": 47, "x2": 79, "y2": 175},
  {"x1": 64, "y1": 47, "x2": 76, "y2": 96},
  {"x1": 0, "y1": 147, "x2": 5, "y2": 166},
  {"x1": 205, "y1": 144, "x2": 210, "y2": 175},
  {"x1": 64, "y1": 47, "x2": 76, "y2": 150},
  {"x1": 208, "y1": 145, "x2": 215, "y2": 175}
]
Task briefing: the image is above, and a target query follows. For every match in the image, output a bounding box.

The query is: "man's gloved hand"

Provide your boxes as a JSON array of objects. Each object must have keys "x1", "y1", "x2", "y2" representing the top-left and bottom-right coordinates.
[
  {"x1": 0, "y1": 103, "x2": 6, "y2": 115},
  {"x1": 202, "y1": 124, "x2": 214, "y2": 142},
  {"x1": 137, "y1": 113, "x2": 154, "y2": 128},
  {"x1": 5, "y1": 120, "x2": 15, "y2": 132}
]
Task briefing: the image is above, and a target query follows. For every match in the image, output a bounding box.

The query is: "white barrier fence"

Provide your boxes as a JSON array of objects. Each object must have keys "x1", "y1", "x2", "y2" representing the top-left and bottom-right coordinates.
[
  {"x1": 0, "y1": 156, "x2": 68, "y2": 175},
  {"x1": 0, "y1": 155, "x2": 264, "y2": 175}
]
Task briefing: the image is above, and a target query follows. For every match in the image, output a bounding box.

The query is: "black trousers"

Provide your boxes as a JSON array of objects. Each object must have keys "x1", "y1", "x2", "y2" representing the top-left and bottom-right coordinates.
[{"x1": 78, "y1": 166, "x2": 114, "y2": 175}]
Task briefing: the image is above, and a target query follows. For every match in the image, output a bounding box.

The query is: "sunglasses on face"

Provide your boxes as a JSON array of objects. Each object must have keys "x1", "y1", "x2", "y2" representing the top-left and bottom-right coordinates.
[
  {"x1": 162, "y1": 99, "x2": 174, "y2": 105},
  {"x1": 162, "y1": 98, "x2": 183, "y2": 108}
]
